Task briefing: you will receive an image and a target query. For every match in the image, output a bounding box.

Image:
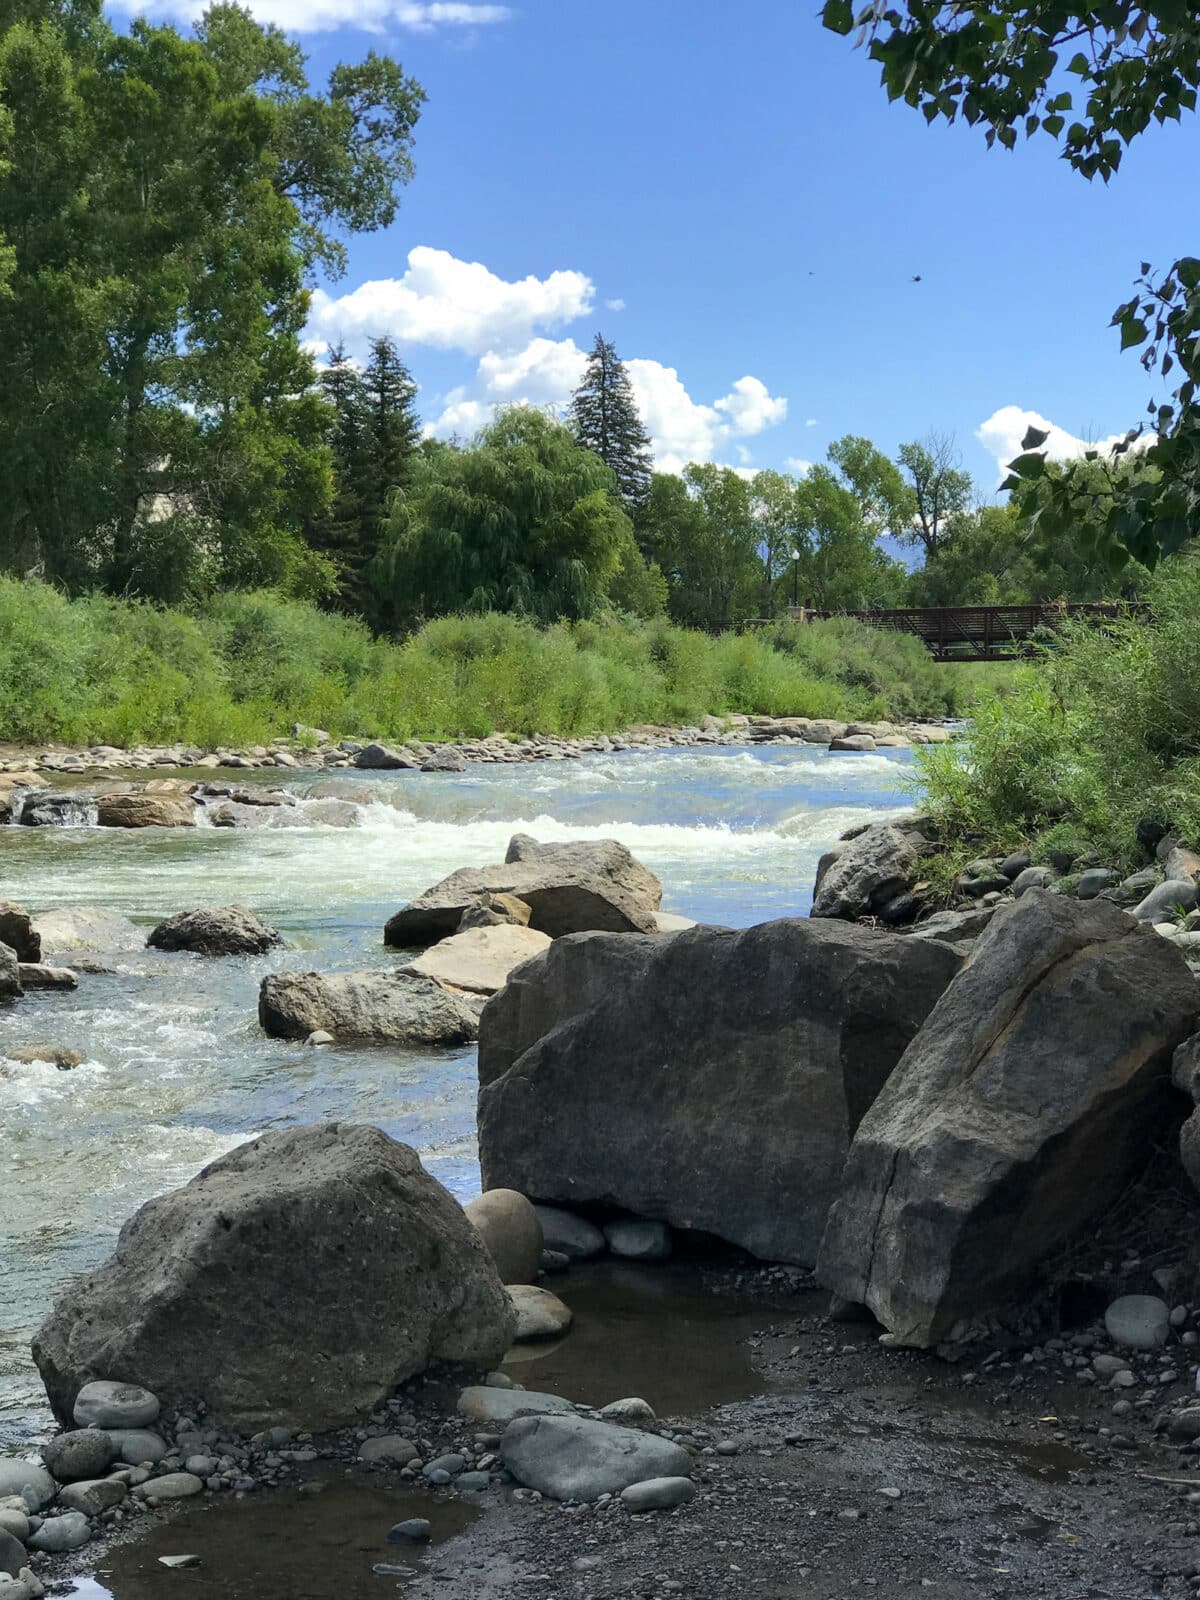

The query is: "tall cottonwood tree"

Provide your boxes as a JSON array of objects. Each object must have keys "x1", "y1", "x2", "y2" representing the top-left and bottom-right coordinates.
[
  {"x1": 896, "y1": 434, "x2": 973, "y2": 563},
  {"x1": 0, "y1": 0, "x2": 423, "y2": 597},
  {"x1": 569, "y1": 334, "x2": 653, "y2": 512}
]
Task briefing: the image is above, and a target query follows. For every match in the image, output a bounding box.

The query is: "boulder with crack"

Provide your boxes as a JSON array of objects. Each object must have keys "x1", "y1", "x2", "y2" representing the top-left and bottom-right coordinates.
[
  {"x1": 258, "y1": 969, "x2": 479, "y2": 1046},
  {"x1": 478, "y1": 919, "x2": 961, "y2": 1264},
  {"x1": 818, "y1": 892, "x2": 1199, "y2": 1347}
]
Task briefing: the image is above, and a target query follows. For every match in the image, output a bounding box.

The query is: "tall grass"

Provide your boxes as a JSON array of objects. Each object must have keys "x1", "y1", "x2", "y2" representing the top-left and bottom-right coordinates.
[
  {"x1": 917, "y1": 563, "x2": 1200, "y2": 868},
  {"x1": 0, "y1": 579, "x2": 967, "y2": 748}
]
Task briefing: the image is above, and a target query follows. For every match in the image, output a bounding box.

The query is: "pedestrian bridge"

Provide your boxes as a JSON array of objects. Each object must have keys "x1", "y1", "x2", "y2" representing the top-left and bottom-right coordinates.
[{"x1": 795, "y1": 601, "x2": 1137, "y2": 662}]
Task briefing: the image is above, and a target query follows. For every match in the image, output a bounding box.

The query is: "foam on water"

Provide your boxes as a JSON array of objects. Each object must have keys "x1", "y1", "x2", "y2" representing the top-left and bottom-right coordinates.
[{"x1": 0, "y1": 742, "x2": 917, "y2": 1449}]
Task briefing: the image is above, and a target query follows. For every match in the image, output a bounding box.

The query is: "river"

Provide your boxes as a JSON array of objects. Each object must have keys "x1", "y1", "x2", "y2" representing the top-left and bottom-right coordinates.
[{"x1": 0, "y1": 742, "x2": 915, "y2": 1451}]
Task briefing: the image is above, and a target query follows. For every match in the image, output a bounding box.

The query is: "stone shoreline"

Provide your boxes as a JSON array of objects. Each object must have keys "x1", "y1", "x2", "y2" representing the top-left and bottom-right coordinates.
[{"x1": 0, "y1": 713, "x2": 954, "y2": 780}]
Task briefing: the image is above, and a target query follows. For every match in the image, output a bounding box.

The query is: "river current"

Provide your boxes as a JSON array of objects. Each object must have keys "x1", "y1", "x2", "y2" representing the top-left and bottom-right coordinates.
[{"x1": 0, "y1": 743, "x2": 915, "y2": 1450}]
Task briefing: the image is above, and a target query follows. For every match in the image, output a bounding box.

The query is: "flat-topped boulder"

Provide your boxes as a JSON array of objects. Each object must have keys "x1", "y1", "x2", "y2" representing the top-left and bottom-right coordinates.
[
  {"x1": 385, "y1": 833, "x2": 662, "y2": 945},
  {"x1": 259, "y1": 968, "x2": 479, "y2": 1046},
  {"x1": 408, "y1": 924, "x2": 552, "y2": 995},
  {"x1": 96, "y1": 792, "x2": 196, "y2": 828},
  {"x1": 148, "y1": 905, "x2": 283, "y2": 957},
  {"x1": 31, "y1": 906, "x2": 143, "y2": 954},
  {"x1": 33, "y1": 1124, "x2": 515, "y2": 1432},
  {"x1": 818, "y1": 893, "x2": 1199, "y2": 1346},
  {"x1": 478, "y1": 919, "x2": 961, "y2": 1264}
]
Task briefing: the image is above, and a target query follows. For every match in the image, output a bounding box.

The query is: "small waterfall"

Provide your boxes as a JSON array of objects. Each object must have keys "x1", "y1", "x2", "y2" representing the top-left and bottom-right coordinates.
[{"x1": 18, "y1": 792, "x2": 99, "y2": 827}]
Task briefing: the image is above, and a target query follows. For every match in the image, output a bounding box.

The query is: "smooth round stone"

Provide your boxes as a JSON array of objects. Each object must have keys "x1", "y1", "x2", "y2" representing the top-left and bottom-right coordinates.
[
  {"x1": 0, "y1": 1462, "x2": 55, "y2": 1513},
  {"x1": 387, "y1": 1518, "x2": 431, "y2": 1544},
  {"x1": 604, "y1": 1218, "x2": 672, "y2": 1261},
  {"x1": 73, "y1": 1381, "x2": 160, "y2": 1430},
  {"x1": 106, "y1": 1430, "x2": 168, "y2": 1467},
  {"x1": 619, "y1": 1476, "x2": 696, "y2": 1512},
  {"x1": 508, "y1": 1285, "x2": 573, "y2": 1342},
  {"x1": 533, "y1": 1206, "x2": 606, "y2": 1261},
  {"x1": 184, "y1": 1456, "x2": 216, "y2": 1478},
  {"x1": 357, "y1": 1436, "x2": 419, "y2": 1466},
  {"x1": 42, "y1": 1429, "x2": 116, "y2": 1483},
  {"x1": 422, "y1": 1454, "x2": 465, "y2": 1480},
  {"x1": 134, "y1": 1472, "x2": 204, "y2": 1502},
  {"x1": 456, "y1": 1471, "x2": 491, "y2": 1491},
  {"x1": 28, "y1": 1510, "x2": 91, "y2": 1553},
  {"x1": 0, "y1": 1509, "x2": 30, "y2": 1545},
  {"x1": 1105, "y1": 1295, "x2": 1171, "y2": 1351},
  {"x1": 540, "y1": 1250, "x2": 570, "y2": 1274},
  {"x1": 599, "y1": 1398, "x2": 656, "y2": 1423}
]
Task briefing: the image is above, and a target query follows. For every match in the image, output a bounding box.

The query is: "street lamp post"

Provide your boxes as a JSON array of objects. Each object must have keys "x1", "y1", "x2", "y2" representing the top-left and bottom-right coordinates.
[{"x1": 790, "y1": 548, "x2": 800, "y2": 613}]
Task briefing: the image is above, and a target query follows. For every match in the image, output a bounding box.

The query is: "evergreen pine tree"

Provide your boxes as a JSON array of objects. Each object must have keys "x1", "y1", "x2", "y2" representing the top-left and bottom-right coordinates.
[
  {"x1": 569, "y1": 334, "x2": 653, "y2": 512},
  {"x1": 306, "y1": 343, "x2": 372, "y2": 607}
]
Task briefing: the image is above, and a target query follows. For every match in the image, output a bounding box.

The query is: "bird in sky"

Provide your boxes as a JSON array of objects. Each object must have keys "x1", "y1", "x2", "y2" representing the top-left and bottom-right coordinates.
[{"x1": 911, "y1": 274, "x2": 923, "y2": 282}]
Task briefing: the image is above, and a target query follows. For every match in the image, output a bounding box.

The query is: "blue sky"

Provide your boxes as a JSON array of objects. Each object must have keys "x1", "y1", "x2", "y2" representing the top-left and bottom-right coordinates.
[{"x1": 109, "y1": 0, "x2": 1199, "y2": 492}]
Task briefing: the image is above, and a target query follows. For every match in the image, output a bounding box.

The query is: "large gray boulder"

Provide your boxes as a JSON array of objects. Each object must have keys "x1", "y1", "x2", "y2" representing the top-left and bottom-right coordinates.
[
  {"x1": 811, "y1": 818, "x2": 931, "y2": 921},
  {"x1": 502, "y1": 1414, "x2": 691, "y2": 1502},
  {"x1": 478, "y1": 920, "x2": 961, "y2": 1264},
  {"x1": 0, "y1": 942, "x2": 20, "y2": 1003},
  {"x1": 31, "y1": 907, "x2": 142, "y2": 954},
  {"x1": 32, "y1": 1124, "x2": 516, "y2": 1432},
  {"x1": 818, "y1": 892, "x2": 1199, "y2": 1347},
  {"x1": 384, "y1": 833, "x2": 662, "y2": 946},
  {"x1": 258, "y1": 969, "x2": 479, "y2": 1046},
  {"x1": 148, "y1": 905, "x2": 282, "y2": 956}
]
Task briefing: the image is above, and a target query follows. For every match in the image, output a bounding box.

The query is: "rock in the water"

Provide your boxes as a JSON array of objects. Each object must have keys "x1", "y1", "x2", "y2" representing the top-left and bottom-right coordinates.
[
  {"x1": 1105, "y1": 1294, "x2": 1171, "y2": 1351},
  {"x1": 148, "y1": 906, "x2": 282, "y2": 957},
  {"x1": 502, "y1": 1414, "x2": 691, "y2": 1502},
  {"x1": 533, "y1": 1207, "x2": 606, "y2": 1261},
  {"x1": 818, "y1": 893, "x2": 1199, "y2": 1347},
  {"x1": 57, "y1": 1478, "x2": 126, "y2": 1516},
  {"x1": 810, "y1": 821, "x2": 927, "y2": 921},
  {"x1": 387, "y1": 1518, "x2": 431, "y2": 1543},
  {"x1": 27, "y1": 1512, "x2": 90, "y2": 1553},
  {"x1": 31, "y1": 908, "x2": 142, "y2": 954},
  {"x1": 456, "y1": 1387, "x2": 577, "y2": 1427},
  {"x1": 421, "y1": 749, "x2": 466, "y2": 773},
  {"x1": 353, "y1": 743, "x2": 419, "y2": 770},
  {"x1": 106, "y1": 1430, "x2": 168, "y2": 1467},
  {"x1": 134, "y1": 1472, "x2": 203, "y2": 1502},
  {"x1": 0, "y1": 944, "x2": 19, "y2": 1003},
  {"x1": 464, "y1": 1190, "x2": 543, "y2": 1286},
  {"x1": 73, "y1": 1381, "x2": 160, "y2": 1430},
  {"x1": 408, "y1": 925, "x2": 552, "y2": 996},
  {"x1": 7, "y1": 1046, "x2": 84, "y2": 1071},
  {"x1": 0, "y1": 1461, "x2": 55, "y2": 1512},
  {"x1": 0, "y1": 906, "x2": 39, "y2": 964},
  {"x1": 41, "y1": 1430, "x2": 115, "y2": 1482},
  {"x1": 17, "y1": 965, "x2": 76, "y2": 991},
  {"x1": 33, "y1": 1125, "x2": 516, "y2": 1432},
  {"x1": 508, "y1": 1285, "x2": 572, "y2": 1341},
  {"x1": 620, "y1": 1476, "x2": 696, "y2": 1512},
  {"x1": 97, "y1": 793, "x2": 195, "y2": 829},
  {"x1": 258, "y1": 969, "x2": 479, "y2": 1046},
  {"x1": 480, "y1": 922, "x2": 961, "y2": 1265},
  {"x1": 357, "y1": 1436, "x2": 419, "y2": 1466},
  {"x1": 384, "y1": 834, "x2": 662, "y2": 944},
  {"x1": 604, "y1": 1219, "x2": 672, "y2": 1261}
]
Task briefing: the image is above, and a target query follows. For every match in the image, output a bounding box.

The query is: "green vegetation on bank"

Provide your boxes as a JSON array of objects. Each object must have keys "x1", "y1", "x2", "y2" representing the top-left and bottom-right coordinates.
[
  {"x1": 917, "y1": 564, "x2": 1200, "y2": 872},
  {"x1": 0, "y1": 579, "x2": 974, "y2": 750}
]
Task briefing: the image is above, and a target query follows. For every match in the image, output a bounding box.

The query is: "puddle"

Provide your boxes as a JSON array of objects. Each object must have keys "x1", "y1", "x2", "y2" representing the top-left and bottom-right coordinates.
[
  {"x1": 947, "y1": 1433, "x2": 1092, "y2": 1483},
  {"x1": 499, "y1": 1260, "x2": 799, "y2": 1415},
  {"x1": 73, "y1": 1473, "x2": 476, "y2": 1600}
]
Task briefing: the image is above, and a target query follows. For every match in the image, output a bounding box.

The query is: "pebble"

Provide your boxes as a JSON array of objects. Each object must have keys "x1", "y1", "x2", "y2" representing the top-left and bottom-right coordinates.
[
  {"x1": 456, "y1": 1472, "x2": 492, "y2": 1491},
  {"x1": 357, "y1": 1436, "x2": 419, "y2": 1466},
  {"x1": 620, "y1": 1477, "x2": 695, "y2": 1513},
  {"x1": 134, "y1": 1472, "x2": 204, "y2": 1502},
  {"x1": 388, "y1": 1519, "x2": 431, "y2": 1544},
  {"x1": 106, "y1": 1430, "x2": 168, "y2": 1467},
  {"x1": 715, "y1": 1440, "x2": 739, "y2": 1456},
  {"x1": 422, "y1": 1453, "x2": 465, "y2": 1480}
]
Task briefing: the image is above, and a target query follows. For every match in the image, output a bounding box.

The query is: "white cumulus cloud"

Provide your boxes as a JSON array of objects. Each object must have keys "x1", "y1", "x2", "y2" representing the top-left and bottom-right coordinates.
[
  {"x1": 308, "y1": 247, "x2": 593, "y2": 356},
  {"x1": 715, "y1": 376, "x2": 788, "y2": 437},
  {"x1": 784, "y1": 456, "x2": 813, "y2": 476},
  {"x1": 605, "y1": 298, "x2": 626, "y2": 312},
  {"x1": 977, "y1": 405, "x2": 1154, "y2": 480},
  {"x1": 106, "y1": 0, "x2": 510, "y2": 30}
]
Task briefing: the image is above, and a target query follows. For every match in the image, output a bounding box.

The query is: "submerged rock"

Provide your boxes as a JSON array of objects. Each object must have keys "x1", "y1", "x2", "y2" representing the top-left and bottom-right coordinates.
[
  {"x1": 148, "y1": 905, "x2": 283, "y2": 957},
  {"x1": 479, "y1": 921, "x2": 960, "y2": 1264},
  {"x1": 604, "y1": 1218, "x2": 672, "y2": 1261},
  {"x1": 33, "y1": 1124, "x2": 516, "y2": 1432},
  {"x1": 30, "y1": 907, "x2": 142, "y2": 954},
  {"x1": 384, "y1": 833, "x2": 662, "y2": 945},
  {"x1": 502, "y1": 1414, "x2": 691, "y2": 1502},
  {"x1": 534, "y1": 1207, "x2": 606, "y2": 1261},
  {"x1": 258, "y1": 969, "x2": 479, "y2": 1046},
  {"x1": 408, "y1": 924, "x2": 551, "y2": 996},
  {"x1": 508, "y1": 1284, "x2": 573, "y2": 1341},
  {"x1": 818, "y1": 893, "x2": 1199, "y2": 1346},
  {"x1": 17, "y1": 965, "x2": 76, "y2": 990},
  {"x1": 464, "y1": 1189, "x2": 544, "y2": 1286}
]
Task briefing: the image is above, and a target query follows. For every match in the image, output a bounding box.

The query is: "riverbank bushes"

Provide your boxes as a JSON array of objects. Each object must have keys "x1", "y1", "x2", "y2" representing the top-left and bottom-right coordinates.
[
  {"x1": 0, "y1": 579, "x2": 973, "y2": 748},
  {"x1": 917, "y1": 564, "x2": 1200, "y2": 870}
]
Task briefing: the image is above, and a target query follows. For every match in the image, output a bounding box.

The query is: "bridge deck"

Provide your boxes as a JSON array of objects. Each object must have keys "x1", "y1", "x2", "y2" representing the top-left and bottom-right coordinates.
[{"x1": 799, "y1": 602, "x2": 1137, "y2": 661}]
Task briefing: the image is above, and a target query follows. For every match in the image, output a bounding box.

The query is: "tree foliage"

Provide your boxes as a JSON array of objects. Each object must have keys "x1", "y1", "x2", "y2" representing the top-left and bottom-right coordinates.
[
  {"x1": 822, "y1": 0, "x2": 1200, "y2": 571},
  {"x1": 0, "y1": 0, "x2": 422, "y2": 600},
  {"x1": 569, "y1": 334, "x2": 653, "y2": 512}
]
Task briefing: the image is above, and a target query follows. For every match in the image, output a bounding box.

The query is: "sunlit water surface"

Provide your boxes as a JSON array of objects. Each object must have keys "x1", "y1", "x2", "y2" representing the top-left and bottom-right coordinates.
[{"x1": 0, "y1": 744, "x2": 915, "y2": 1448}]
